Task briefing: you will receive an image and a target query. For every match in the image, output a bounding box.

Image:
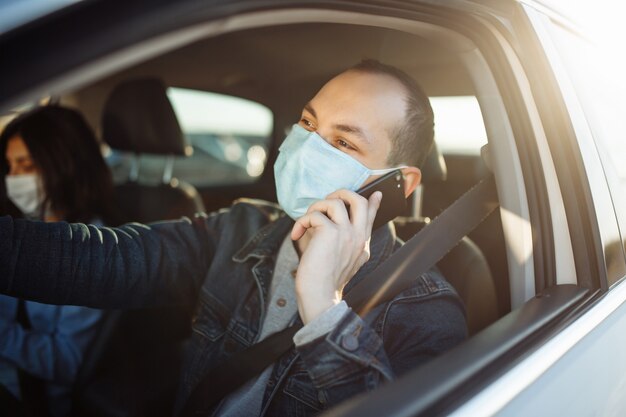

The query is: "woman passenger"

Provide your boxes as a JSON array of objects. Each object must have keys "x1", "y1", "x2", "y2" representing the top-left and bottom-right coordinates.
[{"x1": 0, "y1": 105, "x2": 118, "y2": 416}]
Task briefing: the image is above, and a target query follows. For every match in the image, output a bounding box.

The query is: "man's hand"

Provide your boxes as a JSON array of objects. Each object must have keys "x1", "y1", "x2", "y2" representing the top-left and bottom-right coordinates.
[{"x1": 291, "y1": 189, "x2": 382, "y2": 324}]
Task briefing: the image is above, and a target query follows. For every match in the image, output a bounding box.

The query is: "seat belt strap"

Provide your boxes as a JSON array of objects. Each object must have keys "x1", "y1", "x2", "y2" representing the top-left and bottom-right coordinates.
[
  {"x1": 181, "y1": 323, "x2": 302, "y2": 416},
  {"x1": 345, "y1": 174, "x2": 499, "y2": 314},
  {"x1": 180, "y1": 174, "x2": 498, "y2": 417}
]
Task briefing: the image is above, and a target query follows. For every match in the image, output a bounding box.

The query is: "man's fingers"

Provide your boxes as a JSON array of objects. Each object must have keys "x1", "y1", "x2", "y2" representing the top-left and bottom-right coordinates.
[
  {"x1": 291, "y1": 211, "x2": 333, "y2": 240},
  {"x1": 325, "y1": 189, "x2": 370, "y2": 228},
  {"x1": 306, "y1": 199, "x2": 350, "y2": 225},
  {"x1": 293, "y1": 189, "x2": 381, "y2": 241},
  {"x1": 366, "y1": 191, "x2": 383, "y2": 233}
]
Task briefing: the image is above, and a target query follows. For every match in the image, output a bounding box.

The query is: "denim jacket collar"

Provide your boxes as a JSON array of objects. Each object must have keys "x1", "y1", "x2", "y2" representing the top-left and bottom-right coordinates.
[
  {"x1": 232, "y1": 215, "x2": 294, "y2": 263},
  {"x1": 231, "y1": 213, "x2": 397, "y2": 296}
]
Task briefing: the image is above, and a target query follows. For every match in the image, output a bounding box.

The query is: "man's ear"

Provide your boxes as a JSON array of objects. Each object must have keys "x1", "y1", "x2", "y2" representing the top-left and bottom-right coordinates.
[{"x1": 401, "y1": 167, "x2": 421, "y2": 198}]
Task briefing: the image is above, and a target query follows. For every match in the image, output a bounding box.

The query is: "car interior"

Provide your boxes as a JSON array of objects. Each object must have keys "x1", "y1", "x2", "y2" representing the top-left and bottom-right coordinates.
[{"x1": 1, "y1": 7, "x2": 572, "y2": 416}]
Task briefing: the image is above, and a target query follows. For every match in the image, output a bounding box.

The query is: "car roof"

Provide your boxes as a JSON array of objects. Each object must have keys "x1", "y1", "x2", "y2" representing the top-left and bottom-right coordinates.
[{"x1": 0, "y1": 0, "x2": 517, "y2": 112}]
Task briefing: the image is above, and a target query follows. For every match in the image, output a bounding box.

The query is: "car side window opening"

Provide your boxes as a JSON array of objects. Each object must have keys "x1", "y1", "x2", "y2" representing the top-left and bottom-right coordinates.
[
  {"x1": 427, "y1": 95, "x2": 506, "y2": 330},
  {"x1": 106, "y1": 88, "x2": 273, "y2": 188},
  {"x1": 430, "y1": 96, "x2": 487, "y2": 156}
]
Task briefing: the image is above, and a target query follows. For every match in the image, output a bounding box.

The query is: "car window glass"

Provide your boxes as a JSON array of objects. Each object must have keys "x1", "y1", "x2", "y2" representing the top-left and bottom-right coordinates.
[
  {"x1": 107, "y1": 88, "x2": 273, "y2": 187},
  {"x1": 430, "y1": 96, "x2": 487, "y2": 155},
  {"x1": 547, "y1": 21, "x2": 626, "y2": 281}
]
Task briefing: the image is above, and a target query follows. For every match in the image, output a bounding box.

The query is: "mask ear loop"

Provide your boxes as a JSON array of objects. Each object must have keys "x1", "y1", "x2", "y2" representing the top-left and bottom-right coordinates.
[
  {"x1": 354, "y1": 166, "x2": 407, "y2": 192},
  {"x1": 368, "y1": 165, "x2": 408, "y2": 176}
]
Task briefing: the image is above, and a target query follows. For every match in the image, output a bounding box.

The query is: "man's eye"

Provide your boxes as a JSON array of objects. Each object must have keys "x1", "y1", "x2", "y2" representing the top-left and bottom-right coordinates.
[
  {"x1": 336, "y1": 139, "x2": 353, "y2": 150},
  {"x1": 300, "y1": 118, "x2": 315, "y2": 130}
]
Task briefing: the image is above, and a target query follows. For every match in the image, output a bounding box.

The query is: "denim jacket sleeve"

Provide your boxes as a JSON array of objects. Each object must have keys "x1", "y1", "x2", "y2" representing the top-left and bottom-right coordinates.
[
  {"x1": 294, "y1": 278, "x2": 466, "y2": 407},
  {"x1": 0, "y1": 212, "x2": 227, "y2": 309}
]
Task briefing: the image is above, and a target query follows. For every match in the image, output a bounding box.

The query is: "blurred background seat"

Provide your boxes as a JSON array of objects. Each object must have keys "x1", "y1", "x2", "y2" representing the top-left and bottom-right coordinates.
[
  {"x1": 393, "y1": 143, "x2": 499, "y2": 335},
  {"x1": 70, "y1": 78, "x2": 206, "y2": 417},
  {"x1": 101, "y1": 77, "x2": 205, "y2": 223}
]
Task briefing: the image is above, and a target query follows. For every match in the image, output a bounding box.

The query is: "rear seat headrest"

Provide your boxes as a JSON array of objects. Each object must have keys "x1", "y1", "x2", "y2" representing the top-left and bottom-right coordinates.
[
  {"x1": 102, "y1": 78, "x2": 190, "y2": 155},
  {"x1": 420, "y1": 142, "x2": 447, "y2": 183}
]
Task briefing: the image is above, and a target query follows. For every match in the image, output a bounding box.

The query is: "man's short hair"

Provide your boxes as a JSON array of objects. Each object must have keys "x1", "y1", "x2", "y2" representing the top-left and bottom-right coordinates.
[{"x1": 348, "y1": 59, "x2": 434, "y2": 168}]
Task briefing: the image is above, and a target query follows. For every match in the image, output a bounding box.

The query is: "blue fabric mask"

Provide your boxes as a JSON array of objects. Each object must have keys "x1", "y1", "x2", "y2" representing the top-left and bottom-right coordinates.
[{"x1": 274, "y1": 124, "x2": 403, "y2": 220}]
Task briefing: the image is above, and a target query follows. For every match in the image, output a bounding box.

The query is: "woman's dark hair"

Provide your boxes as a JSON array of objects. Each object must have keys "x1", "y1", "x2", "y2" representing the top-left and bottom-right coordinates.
[{"x1": 0, "y1": 105, "x2": 118, "y2": 224}]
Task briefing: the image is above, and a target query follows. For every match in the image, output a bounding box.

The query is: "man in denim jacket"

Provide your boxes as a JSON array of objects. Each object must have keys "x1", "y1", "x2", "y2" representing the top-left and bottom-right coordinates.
[{"x1": 0, "y1": 60, "x2": 467, "y2": 416}]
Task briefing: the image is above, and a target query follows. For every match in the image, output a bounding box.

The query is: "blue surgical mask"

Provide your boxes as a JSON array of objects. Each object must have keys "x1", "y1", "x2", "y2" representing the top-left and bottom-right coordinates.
[
  {"x1": 274, "y1": 124, "x2": 403, "y2": 219},
  {"x1": 5, "y1": 173, "x2": 45, "y2": 216}
]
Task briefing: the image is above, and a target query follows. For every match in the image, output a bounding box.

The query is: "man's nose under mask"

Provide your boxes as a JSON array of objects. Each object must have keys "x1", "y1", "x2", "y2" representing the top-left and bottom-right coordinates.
[{"x1": 274, "y1": 124, "x2": 402, "y2": 220}]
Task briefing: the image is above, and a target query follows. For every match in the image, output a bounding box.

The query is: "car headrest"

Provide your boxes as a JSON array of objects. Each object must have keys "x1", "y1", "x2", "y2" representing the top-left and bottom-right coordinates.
[
  {"x1": 420, "y1": 141, "x2": 447, "y2": 183},
  {"x1": 102, "y1": 78, "x2": 190, "y2": 155}
]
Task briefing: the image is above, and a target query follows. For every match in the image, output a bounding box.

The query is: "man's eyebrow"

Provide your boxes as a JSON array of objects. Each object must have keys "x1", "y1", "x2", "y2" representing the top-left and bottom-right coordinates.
[
  {"x1": 303, "y1": 103, "x2": 317, "y2": 118},
  {"x1": 334, "y1": 123, "x2": 371, "y2": 145},
  {"x1": 303, "y1": 102, "x2": 371, "y2": 145}
]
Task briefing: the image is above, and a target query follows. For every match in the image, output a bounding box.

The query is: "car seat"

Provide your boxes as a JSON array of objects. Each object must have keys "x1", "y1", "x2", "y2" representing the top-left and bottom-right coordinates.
[
  {"x1": 71, "y1": 307, "x2": 188, "y2": 417},
  {"x1": 393, "y1": 143, "x2": 499, "y2": 335},
  {"x1": 101, "y1": 77, "x2": 205, "y2": 223},
  {"x1": 70, "y1": 79, "x2": 205, "y2": 416}
]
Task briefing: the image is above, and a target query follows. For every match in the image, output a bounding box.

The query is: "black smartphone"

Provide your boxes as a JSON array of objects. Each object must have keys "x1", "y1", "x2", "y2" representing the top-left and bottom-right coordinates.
[{"x1": 357, "y1": 169, "x2": 407, "y2": 230}]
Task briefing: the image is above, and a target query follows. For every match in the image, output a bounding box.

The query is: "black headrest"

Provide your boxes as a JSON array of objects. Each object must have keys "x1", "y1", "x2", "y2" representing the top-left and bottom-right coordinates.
[
  {"x1": 420, "y1": 141, "x2": 447, "y2": 183},
  {"x1": 102, "y1": 78, "x2": 189, "y2": 155}
]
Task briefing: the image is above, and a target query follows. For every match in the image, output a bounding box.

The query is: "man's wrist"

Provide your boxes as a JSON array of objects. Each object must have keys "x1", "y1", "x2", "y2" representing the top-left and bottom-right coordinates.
[
  {"x1": 294, "y1": 301, "x2": 350, "y2": 346},
  {"x1": 296, "y1": 284, "x2": 342, "y2": 324},
  {"x1": 298, "y1": 297, "x2": 337, "y2": 325}
]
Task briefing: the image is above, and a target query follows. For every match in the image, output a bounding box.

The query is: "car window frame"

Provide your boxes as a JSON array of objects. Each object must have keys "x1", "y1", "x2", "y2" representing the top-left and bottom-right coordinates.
[{"x1": 520, "y1": 6, "x2": 626, "y2": 289}]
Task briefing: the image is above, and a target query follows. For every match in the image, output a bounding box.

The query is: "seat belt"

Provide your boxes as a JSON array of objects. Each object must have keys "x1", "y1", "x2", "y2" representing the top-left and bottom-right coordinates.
[{"x1": 180, "y1": 174, "x2": 499, "y2": 417}]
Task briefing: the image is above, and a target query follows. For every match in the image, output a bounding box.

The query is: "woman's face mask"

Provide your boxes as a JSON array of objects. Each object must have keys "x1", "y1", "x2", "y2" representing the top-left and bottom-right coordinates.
[
  {"x1": 5, "y1": 173, "x2": 45, "y2": 216},
  {"x1": 274, "y1": 124, "x2": 402, "y2": 220}
]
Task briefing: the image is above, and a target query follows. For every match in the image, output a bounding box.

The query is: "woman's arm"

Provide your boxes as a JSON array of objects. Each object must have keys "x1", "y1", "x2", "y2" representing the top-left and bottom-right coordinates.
[
  {"x1": 0, "y1": 301, "x2": 104, "y2": 384},
  {"x1": 0, "y1": 214, "x2": 223, "y2": 309}
]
